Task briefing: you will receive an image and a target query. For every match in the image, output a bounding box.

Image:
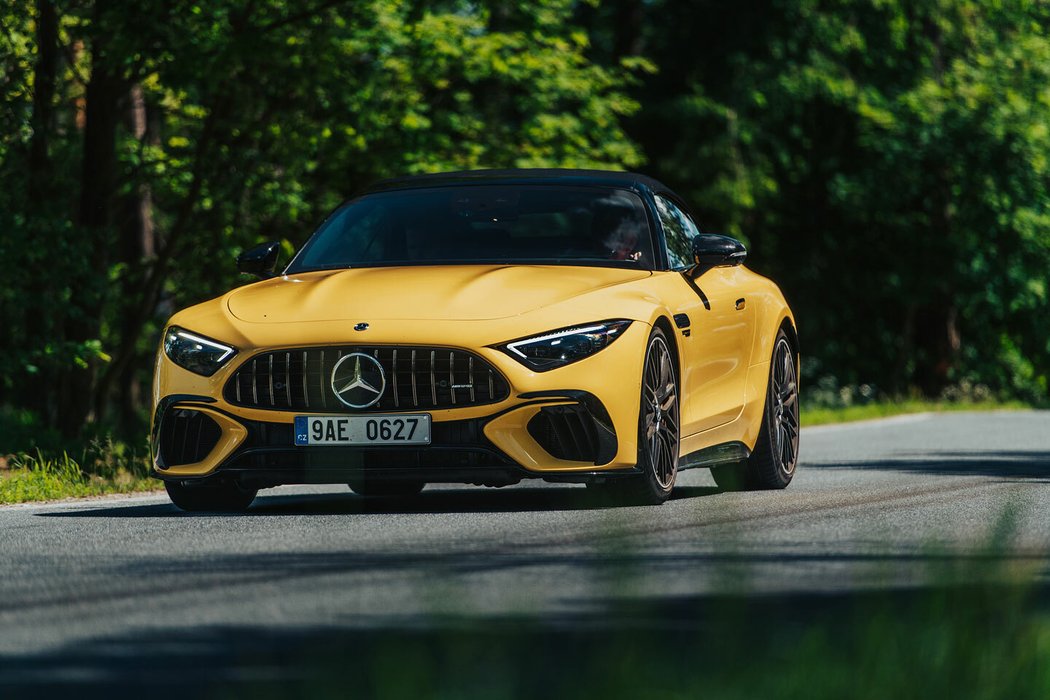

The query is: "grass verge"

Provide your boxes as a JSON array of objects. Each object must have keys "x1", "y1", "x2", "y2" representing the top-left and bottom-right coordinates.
[
  {"x1": 801, "y1": 399, "x2": 1031, "y2": 427},
  {"x1": 0, "y1": 447, "x2": 157, "y2": 505}
]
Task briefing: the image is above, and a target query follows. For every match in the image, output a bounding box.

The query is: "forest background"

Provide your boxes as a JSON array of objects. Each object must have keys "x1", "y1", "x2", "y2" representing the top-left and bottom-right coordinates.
[{"x1": 1, "y1": 0, "x2": 1048, "y2": 452}]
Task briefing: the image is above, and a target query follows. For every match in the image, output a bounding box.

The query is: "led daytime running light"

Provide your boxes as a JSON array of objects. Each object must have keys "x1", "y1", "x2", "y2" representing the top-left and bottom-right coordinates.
[
  {"x1": 505, "y1": 324, "x2": 607, "y2": 359},
  {"x1": 173, "y1": 330, "x2": 235, "y2": 363}
]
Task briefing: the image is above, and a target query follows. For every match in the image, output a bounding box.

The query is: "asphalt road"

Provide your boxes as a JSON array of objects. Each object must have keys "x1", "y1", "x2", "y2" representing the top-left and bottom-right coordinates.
[{"x1": 1, "y1": 410, "x2": 1048, "y2": 694}]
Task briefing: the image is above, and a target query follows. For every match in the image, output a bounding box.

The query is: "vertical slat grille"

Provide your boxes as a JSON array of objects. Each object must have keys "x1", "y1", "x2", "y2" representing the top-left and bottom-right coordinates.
[
  {"x1": 159, "y1": 409, "x2": 222, "y2": 467},
  {"x1": 225, "y1": 346, "x2": 510, "y2": 412},
  {"x1": 526, "y1": 405, "x2": 602, "y2": 463}
]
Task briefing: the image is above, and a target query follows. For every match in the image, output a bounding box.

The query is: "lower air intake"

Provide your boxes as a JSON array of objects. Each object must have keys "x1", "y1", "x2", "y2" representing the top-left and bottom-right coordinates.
[
  {"x1": 159, "y1": 409, "x2": 222, "y2": 467},
  {"x1": 527, "y1": 405, "x2": 603, "y2": 463}
]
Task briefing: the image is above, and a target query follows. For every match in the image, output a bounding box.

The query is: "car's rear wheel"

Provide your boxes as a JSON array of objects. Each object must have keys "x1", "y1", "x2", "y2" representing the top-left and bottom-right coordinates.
[
  {"x1": 165, "y1": 481, "x2": 258, "y2": 512},
  {"x1": 347, "y1": 479, "x2": 426, "y2": 498},
  {"x1": 591, "y1": 327, "x2": 679, "y2": 505},
  {"x1": 711, "y1": 329, "x2": 799, "y2": 491}
]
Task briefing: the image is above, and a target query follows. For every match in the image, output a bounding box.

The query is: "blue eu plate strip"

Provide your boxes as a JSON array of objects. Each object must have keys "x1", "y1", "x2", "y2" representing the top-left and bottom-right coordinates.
[{"x1": 294, "y1": 416, "x2": 309, "y2": 445}]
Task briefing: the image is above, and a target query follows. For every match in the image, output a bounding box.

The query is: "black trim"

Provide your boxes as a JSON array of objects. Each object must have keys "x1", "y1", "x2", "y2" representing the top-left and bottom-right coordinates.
[
  {"x1": 673, "y1": 313, "x2": 690, "y2": 329},
  {"x1": 540, "y1": 467, "x2": 642, "y2": 484},
  {"x1": 680, "y1": 272, "x2": 711, "y2": 310},
  {"x1": 365, "y1": 169, "x2": 671, "y2": 195},
  {"x1": 516, "y1": 390, "x2": 618, "y2": 465},
  {"x1": 678, "y1": 441, "x2": 751, "y2": 470},
  {"x1": 153, "y1": 391, "x2": 623, "y2": 484},
  {"x1": 167, "y1": 466, "x2": 532, "y2": 489},
  {"x1": 151, "y1": 394, "x2": 218, "y2": 468},
  {"x1": 158, "y1": 409, "x2": 222, "y2": 468},
  {"x1": 528, "y1": 406, "x2": 602, "y2": 463}
]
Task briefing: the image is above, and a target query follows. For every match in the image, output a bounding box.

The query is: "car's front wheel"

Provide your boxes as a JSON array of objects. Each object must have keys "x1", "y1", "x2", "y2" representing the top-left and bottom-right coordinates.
[
  {"x1": 591, "y1": 327, "x2": 679, "y2": 505},
  {"x1": 711, "y1": 328, "x2": 799, "y2": 491},
  {"x1": 165, "y1": 481, "x2": 258, "y2": 512}
]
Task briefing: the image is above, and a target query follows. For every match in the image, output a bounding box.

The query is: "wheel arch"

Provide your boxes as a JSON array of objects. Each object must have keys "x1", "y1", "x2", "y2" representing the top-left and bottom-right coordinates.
[
  {"x1": 652, "y1": 314, "x2": 681, "y2": 381},
  {"x1": 778, "y1": 315, "x2": 800, "y2": 382}
]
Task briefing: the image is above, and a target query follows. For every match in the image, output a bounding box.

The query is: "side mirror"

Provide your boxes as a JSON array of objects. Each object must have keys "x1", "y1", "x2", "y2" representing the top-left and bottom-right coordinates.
[
  {"x1": 690, "y1": 234, "x2": 747, "y2": 273},
  {"x1": 237, "y1": 241, "x2": 281, "y2": 278}
]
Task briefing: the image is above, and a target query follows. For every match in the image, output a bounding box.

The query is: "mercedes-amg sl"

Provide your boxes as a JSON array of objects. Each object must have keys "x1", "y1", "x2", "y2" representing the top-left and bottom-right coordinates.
[{"x1": 152, "y1": 169, "x2": 799, "y2": 511}]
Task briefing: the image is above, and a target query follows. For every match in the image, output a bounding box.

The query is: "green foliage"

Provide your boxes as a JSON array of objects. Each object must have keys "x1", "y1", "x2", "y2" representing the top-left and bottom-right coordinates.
[
  {"x1": 800, "y1": 398, "x2": 1029, "y2": 427},
  {"x1": 0, "y1": 0, "x2": 647, "y2": 440},
  {"x1": 1, "y1": 0, "x2": 1048, "y2": 442},
  {"x1": 632, "y1": 0, "x2": 1050, "y2": 401},
  {"x1": 0, "y1": 440, "x2": 154, "y2": 504}
]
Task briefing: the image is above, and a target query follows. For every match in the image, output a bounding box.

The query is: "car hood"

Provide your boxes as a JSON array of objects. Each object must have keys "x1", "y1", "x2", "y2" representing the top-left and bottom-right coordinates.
[{"x1": 226, "y1": 265, "x2": 652, "y2": 323}]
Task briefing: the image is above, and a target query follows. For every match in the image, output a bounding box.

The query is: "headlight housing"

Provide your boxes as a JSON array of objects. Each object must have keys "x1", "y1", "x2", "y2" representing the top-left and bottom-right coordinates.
[
  {"x1": 499, "y1": 320, "x2": 632, "y2": 372},
  {"x1": 163, "y1": 326, "x2": 237, "y2": 376}
]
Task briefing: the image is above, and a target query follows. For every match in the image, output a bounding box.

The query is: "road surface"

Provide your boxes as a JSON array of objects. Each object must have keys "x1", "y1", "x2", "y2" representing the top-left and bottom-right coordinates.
[{"x1": 1, "y1": 410, "x2": 1048, "y2": 694}]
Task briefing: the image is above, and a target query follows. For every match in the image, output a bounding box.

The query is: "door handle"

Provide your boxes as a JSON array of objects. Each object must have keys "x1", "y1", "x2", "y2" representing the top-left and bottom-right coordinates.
[{"x1": 735, "y1": 298, "x2": 746, "y2": 311}]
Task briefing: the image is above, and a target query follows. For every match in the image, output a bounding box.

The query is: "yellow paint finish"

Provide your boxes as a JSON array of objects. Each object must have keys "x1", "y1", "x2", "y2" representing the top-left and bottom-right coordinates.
[
  {"x1": 227, "y1": 265, "x2": 652, "y2": 323},
  {"x1": 152, "y1": 261, "x2": 795, "y2": 479}
]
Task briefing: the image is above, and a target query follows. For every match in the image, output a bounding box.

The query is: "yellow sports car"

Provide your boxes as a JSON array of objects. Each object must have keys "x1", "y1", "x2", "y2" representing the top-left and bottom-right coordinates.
[{"x1": 152, "y1": 169, "x2": 799, "y2": 511}]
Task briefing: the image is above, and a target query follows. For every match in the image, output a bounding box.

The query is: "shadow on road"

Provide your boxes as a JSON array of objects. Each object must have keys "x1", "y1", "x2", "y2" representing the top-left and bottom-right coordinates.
[
  {"x1": 807, "y1": 449, "x2": 1050, "y2": 480},
  {"x1": 2, "y1": 580, "x2": 1049, "y2": 699},
  {"x1": 36, "y1": 484, "x2": 723, "y2": 518}
]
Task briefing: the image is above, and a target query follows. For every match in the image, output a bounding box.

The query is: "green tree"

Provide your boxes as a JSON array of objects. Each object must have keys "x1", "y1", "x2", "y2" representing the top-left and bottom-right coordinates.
[
  {"x1": 622, "y1": 0, "x2": 1050, "y2": 400},
  {"x1": 0, "y1": 0, "x2": 647, "y2": 440}
]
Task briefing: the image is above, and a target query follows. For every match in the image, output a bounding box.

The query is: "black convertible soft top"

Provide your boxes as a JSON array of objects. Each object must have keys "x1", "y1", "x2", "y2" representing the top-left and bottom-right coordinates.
[{"x1": 365, "y1": 168, "x2": 673, "y2": 196}]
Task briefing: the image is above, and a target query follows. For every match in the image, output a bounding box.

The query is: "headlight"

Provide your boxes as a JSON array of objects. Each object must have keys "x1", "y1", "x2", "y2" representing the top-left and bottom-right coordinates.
[
  {"x1": 499, "y1": 320, "x2": 632, "y2": 372},
  {"x1": 163, "y1": 326, "x2": 237, "y2": 376}
]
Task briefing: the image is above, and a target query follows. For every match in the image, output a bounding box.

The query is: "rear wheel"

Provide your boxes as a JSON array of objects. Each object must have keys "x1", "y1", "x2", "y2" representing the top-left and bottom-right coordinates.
[
  {"x1": 591, "y1": 327, "x2": 679, "y2": 505},
  {"x1": 711, "y1": 329, "x2": 799, "y2": 491},
  {"x1": 348, "y1": 479, "x2": 425, "y2": 498},
  {"x1": 165, "y1": 481, "x2": 258, "y2": 512}
]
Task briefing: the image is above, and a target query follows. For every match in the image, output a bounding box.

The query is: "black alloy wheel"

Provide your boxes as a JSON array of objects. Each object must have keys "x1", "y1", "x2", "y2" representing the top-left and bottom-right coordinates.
[
  {"x1": 711, "y1": 328, "x2": 799, "y2": 490},
  {"x1": 591, "y1": 327, "x2": 680, "y2": 505},
  {"x1": 165, "y1": 480, "x2": 258, "y2": 512}
]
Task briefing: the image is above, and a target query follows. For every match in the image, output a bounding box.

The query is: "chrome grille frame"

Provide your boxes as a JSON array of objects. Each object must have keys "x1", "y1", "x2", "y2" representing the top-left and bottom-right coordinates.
[{"x1": 224, "y1": 346, "x2": 510, "y2": 413}]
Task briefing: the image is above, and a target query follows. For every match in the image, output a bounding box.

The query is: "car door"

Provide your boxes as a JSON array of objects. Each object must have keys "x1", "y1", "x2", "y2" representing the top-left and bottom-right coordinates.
[{"x1": 653, "y1": 194, "x2": 755, "y2": 435}]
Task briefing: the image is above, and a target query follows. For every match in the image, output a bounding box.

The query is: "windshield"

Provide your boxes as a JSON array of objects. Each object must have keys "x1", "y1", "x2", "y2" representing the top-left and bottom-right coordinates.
[{"x1": 286, "y1": 185, "x2": 655, "y2": 273}]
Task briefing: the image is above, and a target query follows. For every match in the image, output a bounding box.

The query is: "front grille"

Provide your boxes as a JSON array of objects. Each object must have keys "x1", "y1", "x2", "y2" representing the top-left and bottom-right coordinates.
[
  {"x1": 527, "y1": 404, "x2": 603, "y2": 462},
  {"x1": 159, "y1": 408, "x2": 222, "y2": 467},
  {"x1": 223, "y1": 346, "x2": 510, "y2": 412}
]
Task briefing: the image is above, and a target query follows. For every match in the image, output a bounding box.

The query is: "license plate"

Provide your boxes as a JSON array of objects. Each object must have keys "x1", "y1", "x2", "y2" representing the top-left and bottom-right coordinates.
[{"x1": 294, "y1": 414, "x2": 431, "y2": 446}]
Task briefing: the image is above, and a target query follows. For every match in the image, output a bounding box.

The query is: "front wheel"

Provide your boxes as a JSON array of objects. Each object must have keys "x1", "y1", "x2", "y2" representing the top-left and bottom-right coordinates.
[
  {"x1": 712, "y1": 329, "x2": 799, "y2": 491},
  {"x1": 591, "y1": 327, "x2": 680, "y2": 505},
  {"x1": 165, "y1": 481, "x2": 258, "y2": 512}
]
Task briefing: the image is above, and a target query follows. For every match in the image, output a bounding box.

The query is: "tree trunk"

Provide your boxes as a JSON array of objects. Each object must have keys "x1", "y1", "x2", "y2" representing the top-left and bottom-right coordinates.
[
  {"x1": 612, "y1": 0, "x2": 645, "y2": 59},
  {"x1": 94, "y1": 84, "x2": 157, "y2": 431},
  {"x1": 21, "y1": 0, "x2": 61, "y2": 424},
  {"x1": 58, "y1": 34, "x2": 125, "y2": 437}
]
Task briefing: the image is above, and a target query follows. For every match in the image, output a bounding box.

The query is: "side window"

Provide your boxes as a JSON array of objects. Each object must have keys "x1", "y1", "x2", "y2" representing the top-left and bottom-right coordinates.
[{"x1": 654, "y1": 195, "x2": 700, "y2": 269}]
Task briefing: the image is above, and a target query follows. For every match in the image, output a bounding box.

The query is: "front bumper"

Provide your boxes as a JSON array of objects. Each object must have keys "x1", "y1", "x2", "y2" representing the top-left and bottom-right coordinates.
[{"x1": 150, "y1": 322, "x2": 649, "y2": 486}]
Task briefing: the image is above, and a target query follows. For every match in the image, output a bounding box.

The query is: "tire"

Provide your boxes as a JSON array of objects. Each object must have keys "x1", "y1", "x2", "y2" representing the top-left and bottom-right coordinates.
[
  {"x1": 347, "y1": 479, "x2": 426, "y2": 498},
  {"x1": 165, "y1": 481, "x2": 258, "y2": 512},
  {"x1": 711, "y1": 328, "x2": 799, "y2": 491},
  {"x1": 591, "y1": 327, "x2": 680, "y2": 505}
]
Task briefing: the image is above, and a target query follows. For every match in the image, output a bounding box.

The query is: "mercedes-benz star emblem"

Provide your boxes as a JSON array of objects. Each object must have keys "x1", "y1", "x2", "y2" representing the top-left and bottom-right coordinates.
[{"x1": 330, "y1": 353, "x2": 386, "y2": 409}]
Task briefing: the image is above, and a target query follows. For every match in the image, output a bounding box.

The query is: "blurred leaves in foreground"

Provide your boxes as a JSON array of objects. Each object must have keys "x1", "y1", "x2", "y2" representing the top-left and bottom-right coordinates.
[{"x1": 210, "y1": 510, "x2": 1049, "y2": 700}]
